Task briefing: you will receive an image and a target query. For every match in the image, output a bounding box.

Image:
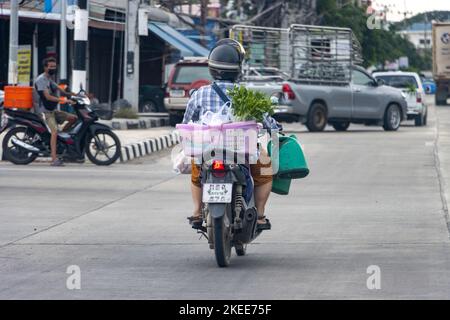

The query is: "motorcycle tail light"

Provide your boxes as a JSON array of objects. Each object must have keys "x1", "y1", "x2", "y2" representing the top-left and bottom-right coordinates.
[{"x1": 212, "y1": 160, "x2": 225, "y2": 171}]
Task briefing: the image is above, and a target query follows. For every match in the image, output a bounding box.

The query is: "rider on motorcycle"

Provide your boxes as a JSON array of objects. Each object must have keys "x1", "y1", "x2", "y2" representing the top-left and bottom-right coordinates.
[
  {"x1": 182, "y1": 39, "x2": 282, "y2": 231},
  {"x1": 34, "y1": 57, "x2": 77, "y2": 166}
]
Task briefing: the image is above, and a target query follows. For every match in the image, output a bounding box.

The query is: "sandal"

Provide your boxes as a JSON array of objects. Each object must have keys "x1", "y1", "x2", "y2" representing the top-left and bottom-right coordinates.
[
  {"x1": 256, "y1": 216, "x2": 271, "y2": 231},
  {"x1": 187, "y1": 215, "x2": 203, "y2": 229}
]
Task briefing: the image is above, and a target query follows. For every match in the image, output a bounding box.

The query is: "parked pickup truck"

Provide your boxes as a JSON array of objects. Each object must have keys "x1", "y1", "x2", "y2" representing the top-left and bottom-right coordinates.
[
  {"x1": 229, "y1": 24, "x2": 407, "y2": 131},
  {"x1": 280, "y1": 66, "x2": 408, "y2": 131},
  {"x1": 241, "y1": 67, "x2": 289, "y2": 116}
]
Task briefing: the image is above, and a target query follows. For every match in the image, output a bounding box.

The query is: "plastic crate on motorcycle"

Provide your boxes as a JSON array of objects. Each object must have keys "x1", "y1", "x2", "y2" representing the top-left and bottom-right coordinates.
[
  {"x1": 176, "y1": 121, "x2": 260, "y2": 163},
  {"x1": 3, "y1": 86, "x2": 33, "y2": 109}
]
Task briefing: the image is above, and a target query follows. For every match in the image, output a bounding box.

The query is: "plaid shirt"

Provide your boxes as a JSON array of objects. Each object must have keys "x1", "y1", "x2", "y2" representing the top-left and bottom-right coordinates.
[{"x1": 182, "y1": 80, "x2": 281, "y2": 130}]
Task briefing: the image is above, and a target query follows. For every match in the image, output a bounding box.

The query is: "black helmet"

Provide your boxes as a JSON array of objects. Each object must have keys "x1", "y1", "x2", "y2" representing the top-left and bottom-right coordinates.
[{"x1": 208, "y1": 38, "x2": 246, "y2": 81}]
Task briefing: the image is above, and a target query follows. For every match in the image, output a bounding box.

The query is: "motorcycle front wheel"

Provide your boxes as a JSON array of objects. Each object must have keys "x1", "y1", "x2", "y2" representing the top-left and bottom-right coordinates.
[
  {"x1": 86, "y1": 129, "x2": 121, "y2": 166},
  {"x1": 2, "y1": 127, "x2": 38, "y2": 165},
  {"x1": 213, "y1": 212, "x2": 232, "y2": 267}
]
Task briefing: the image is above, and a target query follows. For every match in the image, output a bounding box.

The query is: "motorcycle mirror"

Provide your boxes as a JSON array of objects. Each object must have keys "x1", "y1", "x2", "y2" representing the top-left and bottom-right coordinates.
[{"x1": 78, "y1": 83, "x2": 86, "y2": 95}]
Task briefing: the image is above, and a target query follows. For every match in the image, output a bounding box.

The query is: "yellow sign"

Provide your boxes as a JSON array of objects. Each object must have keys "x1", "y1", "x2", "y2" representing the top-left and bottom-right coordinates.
[{"x1": 17, "y1": 45, "x2": 32, "y2": 85}]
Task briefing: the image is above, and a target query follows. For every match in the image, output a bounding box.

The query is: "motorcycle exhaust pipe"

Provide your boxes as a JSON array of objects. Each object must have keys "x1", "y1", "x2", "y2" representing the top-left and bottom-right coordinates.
[{"x1": 11, "y1": 137, "x2": 40, "y2": 153}]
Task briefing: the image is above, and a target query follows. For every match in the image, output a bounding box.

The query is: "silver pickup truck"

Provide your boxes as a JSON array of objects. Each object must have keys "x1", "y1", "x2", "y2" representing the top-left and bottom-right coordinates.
[
  {"x1": 241, "y1": 67, "x2": 287, "y2": 108},
  {"x1": 279, "y1": 66, "x2": 408, "y2": 131},
  {"x1": 230, "y1": 24, "x2": 408, "y2": 131}
]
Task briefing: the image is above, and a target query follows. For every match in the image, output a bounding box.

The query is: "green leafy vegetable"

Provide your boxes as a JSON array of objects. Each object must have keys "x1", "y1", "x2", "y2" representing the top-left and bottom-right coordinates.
[{"x1": 227, "y1": 85, "x2": 274, "y2": 122}]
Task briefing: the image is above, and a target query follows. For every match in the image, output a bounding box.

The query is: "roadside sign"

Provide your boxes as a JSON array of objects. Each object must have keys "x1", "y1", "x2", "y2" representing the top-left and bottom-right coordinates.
[{"x1": 17, "y1": 45, "x2": 32, "y2": 85}]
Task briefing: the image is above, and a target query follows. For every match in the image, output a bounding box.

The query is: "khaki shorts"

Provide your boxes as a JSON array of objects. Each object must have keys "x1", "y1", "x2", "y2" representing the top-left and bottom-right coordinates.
[
  {"x1": 43, "y1": 110, "x2": 73, "y2": 132},
  {"x1": 191, "y1": 149, "x2": 273, "y2": 188}
]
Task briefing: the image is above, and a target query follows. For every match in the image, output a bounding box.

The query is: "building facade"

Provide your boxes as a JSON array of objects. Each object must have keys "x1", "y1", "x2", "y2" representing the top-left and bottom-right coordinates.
[{"x1": 398, "y1": 22, "x2": 433, "y2": 50}]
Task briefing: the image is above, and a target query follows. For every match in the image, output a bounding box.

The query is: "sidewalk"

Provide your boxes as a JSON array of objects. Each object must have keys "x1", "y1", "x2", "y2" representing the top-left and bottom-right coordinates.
[
  {"x1": 98, "y1": 114, "x2": 169, "y2": 130},
  {"x1": 435, "y1": 105, "x2": 450, "y2": 229}
]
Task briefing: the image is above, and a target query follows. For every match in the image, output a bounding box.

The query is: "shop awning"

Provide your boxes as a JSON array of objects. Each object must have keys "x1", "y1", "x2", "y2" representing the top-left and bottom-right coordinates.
[{"x1": 148, "y1": 22, "x2": 209, "y2": 57}]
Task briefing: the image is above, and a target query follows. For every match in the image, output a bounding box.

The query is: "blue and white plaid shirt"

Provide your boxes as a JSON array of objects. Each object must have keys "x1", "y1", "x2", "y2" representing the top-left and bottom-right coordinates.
[{"x1": 182, "y1": 80, "x2": 281, "y2": 130}]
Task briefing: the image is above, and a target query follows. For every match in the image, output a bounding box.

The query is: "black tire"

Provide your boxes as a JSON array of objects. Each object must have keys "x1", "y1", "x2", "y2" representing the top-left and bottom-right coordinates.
[
  {"x1": 235, "y1": 243, "x2": 247, "y2": 256},
  {"x1": 332, "y1": 121, "x2": 350, "y2": 131},
  {"x1": 169, "y1": 114, "x2": 182, "y2": 127},
  {"x1": 139, "y1": 100, "x2": 158, "y2": 113},
  {"x1": 383, "y1": 104, "x2": 401, "y2": 131},
  {"x1": 86, "y1": 129, "x2": 121, "y2": 166},
  {"x1": 2, "y1": 126, "x2": 38, "y2": 165},
  {"x1": 306, "y1": 102, "x2": 327, "y2": 132},
  {"x1": 415, "y1": 114, "x2": 424, "y2": 126},
  {"x1": 213, "y1": 214, "x2": 232, "y2": 267}
]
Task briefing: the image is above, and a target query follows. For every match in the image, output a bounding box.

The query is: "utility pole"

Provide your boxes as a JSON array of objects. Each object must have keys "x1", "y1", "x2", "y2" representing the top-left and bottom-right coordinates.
[
  {"x1": 423, "y1": 12, "x2": 429, "y2": 52},
  {"x1": 60, "y1": 0, "x2": 68, "y2": 83},
  {"x1": 8, "y1": 0, "x2": 19, "y2": 85},
  {"x1": 72, "y1": 0, "x2": 89, "y2": 92},
  {"x1": 33, "y1": 24, "x2": 39, "y2": 81},
  {"x1": 123, "y1": 0, "x2": 140, "y2": 112}
]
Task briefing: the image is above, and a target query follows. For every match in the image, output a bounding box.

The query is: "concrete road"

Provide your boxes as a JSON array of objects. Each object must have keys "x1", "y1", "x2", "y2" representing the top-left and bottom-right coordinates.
[{"x1": 0, "y1": 99, "x2": 449, "y2": 299}]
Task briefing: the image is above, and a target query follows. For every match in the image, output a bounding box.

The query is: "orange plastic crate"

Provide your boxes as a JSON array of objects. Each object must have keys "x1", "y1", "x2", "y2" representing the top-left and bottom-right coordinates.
[{"x1": 4, "y1": 86, "x2": 33, "y2": 109}]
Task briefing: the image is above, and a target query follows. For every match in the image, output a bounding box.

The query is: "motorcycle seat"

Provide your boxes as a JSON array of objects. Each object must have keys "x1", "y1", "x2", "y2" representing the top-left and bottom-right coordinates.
[{"x1": 6, "y1": 109, "x2": 45, "y2": 124}]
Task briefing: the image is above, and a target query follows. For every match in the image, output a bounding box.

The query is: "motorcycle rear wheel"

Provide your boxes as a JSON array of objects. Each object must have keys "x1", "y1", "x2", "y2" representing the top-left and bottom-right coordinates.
[
  {"x1": 2, "y1": 127, "x2": 38, "y2": 165},
  {"x1": 213, "y1": 213, "x2": 232, "y2": 267}
]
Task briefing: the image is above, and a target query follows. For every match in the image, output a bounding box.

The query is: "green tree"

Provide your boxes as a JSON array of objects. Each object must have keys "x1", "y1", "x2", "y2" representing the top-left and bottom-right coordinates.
[{"x1": 316, "y1": 0, "x2": 432, "y2": 70}]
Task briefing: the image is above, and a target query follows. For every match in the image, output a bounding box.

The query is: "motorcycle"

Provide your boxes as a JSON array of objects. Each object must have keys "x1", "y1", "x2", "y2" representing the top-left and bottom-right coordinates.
[
  {"x1": 0, "y1": 92, "x2": 121, "y2": 166},
  {"x1": 194, "y1": 141, "x2": 272, "y2": 268}
]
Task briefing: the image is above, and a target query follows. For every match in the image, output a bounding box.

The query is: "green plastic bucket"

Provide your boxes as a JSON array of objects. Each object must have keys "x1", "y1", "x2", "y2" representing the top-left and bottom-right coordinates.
[
  {"x1": 271, "y1": 176, "x2": 292, "y2": 195},
  {"x1": 268, "y1": 134, "x2": 309, "y2": 179},
  {"x1": 267, "y1": 134, "x2": 309, "y2": 195}
]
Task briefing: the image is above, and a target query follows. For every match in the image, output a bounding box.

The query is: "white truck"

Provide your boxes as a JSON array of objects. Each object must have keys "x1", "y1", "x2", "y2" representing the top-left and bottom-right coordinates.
[{"x1": 432, "y1": 22, "x2": 450, "y2": 106}]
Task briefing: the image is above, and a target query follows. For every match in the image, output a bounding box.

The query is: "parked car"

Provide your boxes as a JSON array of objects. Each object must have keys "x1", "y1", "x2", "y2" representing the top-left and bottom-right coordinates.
[
  {"x1": 139, "y1": 85, "x2": 165, "y2": 113},
  {"x1": 279, "y1": 66, "x2": 408, "y2": 131},
  {"x1": 373, "y1": 71, "x2": 428, "y2": 126},
  {"x1": 164, "y1": 57, "x2": 212, "y2": 126}
]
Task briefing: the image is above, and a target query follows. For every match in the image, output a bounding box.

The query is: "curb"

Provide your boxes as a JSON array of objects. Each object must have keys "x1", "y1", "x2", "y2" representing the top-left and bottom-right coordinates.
[
  {"x1": 120, "y1": 131, "x2": 180, "y2": 163},
  {"x1": 100, "y1": 118, "x2": 170, "y2": 130}
]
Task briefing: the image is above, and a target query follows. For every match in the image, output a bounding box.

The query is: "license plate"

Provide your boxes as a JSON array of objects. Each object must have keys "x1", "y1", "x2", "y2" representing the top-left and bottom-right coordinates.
[
  {"x1": 203, "y1": 183, "x2": 232, "y2": 203},
  {"x1": 169, "y1": 90, "x2": 185, "y2": 97}
]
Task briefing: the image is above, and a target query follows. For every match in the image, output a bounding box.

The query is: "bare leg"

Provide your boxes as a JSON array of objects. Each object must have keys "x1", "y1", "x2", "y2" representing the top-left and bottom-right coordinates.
[
  {"x1": 62, "y1": 116, "x2": 77, "y2": 132},
  {"x1": 191, "y1": 184, "x2": 202, "y2": 217},
  {"x1": 50, "y1": 130, "x2": 58, "y2": 161},
  {"x1": 254, "y1": 181, "x2": 272, "y2": 224}
]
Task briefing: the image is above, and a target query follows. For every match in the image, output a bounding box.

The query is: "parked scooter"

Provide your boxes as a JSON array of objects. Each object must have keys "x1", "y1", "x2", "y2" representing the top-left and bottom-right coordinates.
[{"x1": 0, "y1": 91, "x2": 121, "y2": 166}]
